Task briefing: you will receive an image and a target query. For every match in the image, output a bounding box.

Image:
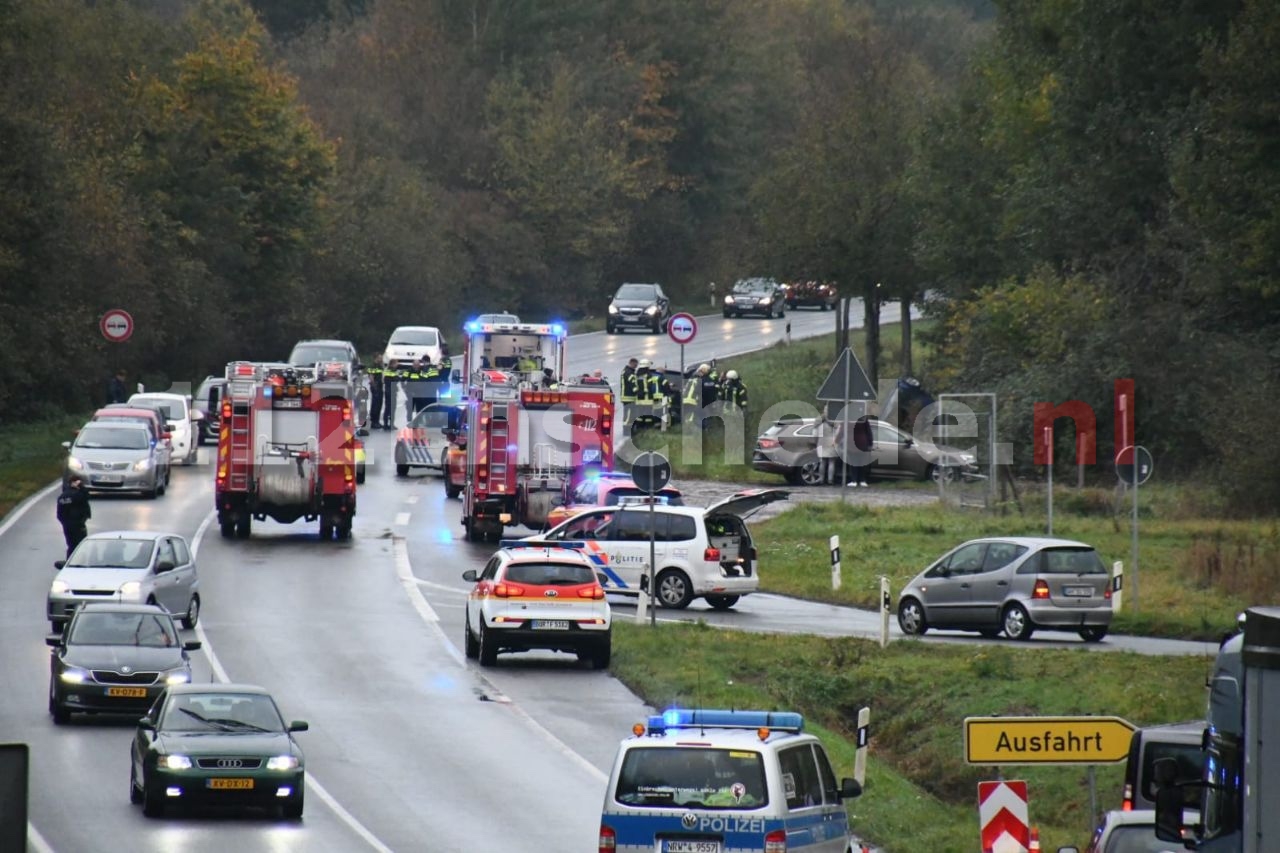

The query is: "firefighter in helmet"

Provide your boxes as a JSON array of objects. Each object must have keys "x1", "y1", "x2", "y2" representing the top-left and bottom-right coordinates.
[
  {"x1": 719, "y1": 369, "x2": 748, "y2": 413},
  {"x1": 621, "y1": 357, "x2": 640, "y2": 426}
]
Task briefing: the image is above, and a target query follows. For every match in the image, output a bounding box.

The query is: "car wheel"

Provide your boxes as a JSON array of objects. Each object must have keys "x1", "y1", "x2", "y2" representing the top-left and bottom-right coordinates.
[
  {"x1": 1079, "y1": 625, "x2": 1108, "y2": 643},
  {"x1": 897, "y1": 598, "x2": 928, "y2": 636},
  {"x1": 928, "y1": 464, "x2": 960, "y2": 484},
  {"x1": 704, "y1": 595, "x2": 740, "y2": 611},
  {"x1": 796, "y1": 455, "x2": 824, "y2": 486},
  {"x1": 281, "y1": 792, "x2": 304, "y2": 820},
  {"x1": 396, "y1": 464, "x2": 409, "y2": 477},
  {"x1": 820, "y1": 301, "x2": 830, "y2": 311},
  {"x1": 156, "y1": 477, "x2": 166, "y2": 497},
  {"x1": 130, "y1": 763, "x2": 143, "y2": 804},
  {"x1": 722, "y1": 310, "x2": 732, "y2": 319},
  {"x1": 141, "y1": 775, "x2": 165, "y2": 818},
  {"x1": 180, "y1": 595, "x2": 200, "y2": 630},
  {"x1": 606, "y1": 323, "x2": 617, "y2": 335},
  {"x1": 319, "y1": 518, "x2": 333, "y2": 541},
  {"x1": 1002, "y1": 603, "x2": 1035, "y2": 640},
  {"x1": 655, "y1": 569, "x2": 694, "y2": 609},
  {"x1": 336, "y1": 520, "x2": 352, "y2": 541},
  {"x1": 478, "y1": 620, "x2": 499, "y2": 666},
  {"x1": 463, "y1": 609, "x2": 479, "y2": 659},
  {"x1": 589, "y1": 639, "x2": 612, "y2": 669},
  {"x1": 145, "y1": 484, "x2": 159, "y2": 500},
  {"x1": 49, "y1": 683, "x2": 69, "y2": 725}
]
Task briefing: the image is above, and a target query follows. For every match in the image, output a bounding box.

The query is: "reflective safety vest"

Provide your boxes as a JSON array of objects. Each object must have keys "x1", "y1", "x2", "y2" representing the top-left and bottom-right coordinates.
[
  {"x1": 621, "y1": 370, "x2": 639, "y2": 402},
  {"x1": 721, "y1": 381, "x2": 748, "y2": 411},
  {"x1": 635, "y1": 373, "x2": 662, "y2": 402},
  {"x1": 683, "y1": 377, "x2": 701, "y2": 406}
]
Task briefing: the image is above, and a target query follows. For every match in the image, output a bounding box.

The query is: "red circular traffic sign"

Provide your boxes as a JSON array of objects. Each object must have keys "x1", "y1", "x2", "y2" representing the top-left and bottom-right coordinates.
[
  {"x1": 100, "y1": 309, "x2": 134, "y2": 343},
  {"x1": 668, "y1": 312, "x2": 698, "y2": 345}
]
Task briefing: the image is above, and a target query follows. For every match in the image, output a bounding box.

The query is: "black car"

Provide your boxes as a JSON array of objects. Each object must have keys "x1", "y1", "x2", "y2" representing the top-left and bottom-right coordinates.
[
  {"x1": 607, "y1": 283, "x2": 671, "y2": 334},
  {"x1": 287, "y1": 338, "x2": 371, "y2": 432},
  {"x1": 131, "y1": 683, "x2": 308, "y2": 819},
  {"x1": 723, "y1": 277, "x2": 787, "y2": 318},
  {"x1": 192, "y1": 375, "x2": 228, "y2": 445},
  {"x1": 47, "y1": 603, "x2": 200, "y2": 724},
  {"x1": 783, "y1": 280, "x2": 838, "y2": 311}
]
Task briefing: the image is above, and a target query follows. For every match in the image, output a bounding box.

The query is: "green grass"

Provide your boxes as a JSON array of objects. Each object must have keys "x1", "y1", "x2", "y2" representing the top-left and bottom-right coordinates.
[
  {"x1": 610, "y1": 620, "x2": 1212, "y2": 853},
  {"x1": 751, "y1": 498, "x2": 1278, "y2": 642},
  {"x1": 0, "y1": 414, "x2": 88, "y2": 517}
]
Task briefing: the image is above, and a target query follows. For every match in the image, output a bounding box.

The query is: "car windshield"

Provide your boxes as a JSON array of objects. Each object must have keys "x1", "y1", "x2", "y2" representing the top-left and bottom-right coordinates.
[
  {"x1": 614, "y1": 747, "x2": 768, "y2": 810},
  {"x1": 733, "y1": 278, "x2": 775, "y2": 294},
  {"x1": 290, "y1": 345, "x2": 350, "y2": 365},
  {"x1": 131, "y1": 398, "x2": 183, "y2": 421},
  {"x1": 390, "y1": 328, "x2": 438, "y2": 346},
  {"x1": 74, "y1": 427, "x2": 150, "y2": 450},
  {"x1": 67, "y1": 538, "x2": 155, "y2": 568},
  {"x1": 615, "y1": 284, "x2": 657, "y2": 300},
  {"x1": 69, "y1": 611, "x2": 178, "y2": 647},
  {"x1": 1041, "y1": 547, "x2": 1107, "y2": 574},
  {"x1": 159, "y1": 692, "x2": 285, "y2": 733},
  {"x1": 504, "y1": 561, "x2": 596, "y2": 585}
]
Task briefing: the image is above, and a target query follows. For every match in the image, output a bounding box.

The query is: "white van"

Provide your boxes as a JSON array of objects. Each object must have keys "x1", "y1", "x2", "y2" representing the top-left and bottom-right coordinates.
[
  {"x1": 537, "y1": 489, "x2": 789, "y2": 610},
  {"x1": 600, "y1": 708, "x2": 862, "y2": 853},
  {"x1": 129, "y1": 392, "x2": 201, "y2": 465},
  {"x1": 383, "y1": 325, "x2": 444, "y2": 369}
]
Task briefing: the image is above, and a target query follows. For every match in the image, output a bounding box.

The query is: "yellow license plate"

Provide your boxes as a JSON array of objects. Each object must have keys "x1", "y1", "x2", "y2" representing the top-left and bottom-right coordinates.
[
  {"x1": 106, "y1": 687, "x2": 148, "y2": 698},
  {"x1": 208, "y1": 778, "x2": 255, "y2": 790}
]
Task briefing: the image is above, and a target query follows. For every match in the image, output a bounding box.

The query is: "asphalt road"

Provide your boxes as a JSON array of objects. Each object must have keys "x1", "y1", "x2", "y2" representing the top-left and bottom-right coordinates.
[{"x1": 1, "y1": 312, "x2": 1216, "y2": 852}]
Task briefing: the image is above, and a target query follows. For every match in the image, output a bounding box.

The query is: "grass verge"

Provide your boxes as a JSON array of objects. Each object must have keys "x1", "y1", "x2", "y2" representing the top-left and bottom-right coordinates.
[
  {"x1": 610, "y1": 620, "x2": 1212, "y2": 852},
  {"x1": 0, "y1": 414, "x2": 87, "y2": 517}
]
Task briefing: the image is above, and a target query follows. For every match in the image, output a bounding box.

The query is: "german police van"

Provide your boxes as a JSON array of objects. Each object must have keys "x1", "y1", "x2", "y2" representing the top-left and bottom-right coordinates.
[{"x1": 599, "y1": 708, "x2": 862, "y2": 853}]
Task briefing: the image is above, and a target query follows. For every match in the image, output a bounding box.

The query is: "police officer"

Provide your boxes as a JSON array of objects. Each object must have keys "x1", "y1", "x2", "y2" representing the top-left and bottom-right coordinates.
[
  {"x1": 383, "y1": 360, "x2": 400, "y2": 429},
  {"x1": 621, "y1": 357, "x2": 640, "y2": 426},
  {"x1": 368, "y1": 354, "x2": 387, "y2": 429},
  {"x1": 421, "y1": 356, "x2": 442, "y2": 407},
  {"x1": 56, "y1": 476, "x2": 91, "y2": 557},
  {"x1": 720, "y1": 369, "x2": 748, "y2": 413},
  {"x1": 438, "y1": 344, "x2": 453, "y2": 399}
]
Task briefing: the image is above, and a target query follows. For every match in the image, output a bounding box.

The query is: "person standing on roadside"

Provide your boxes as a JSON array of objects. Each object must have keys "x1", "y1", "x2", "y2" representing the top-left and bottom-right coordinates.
[
  {"x1": 106, "y1": 369, "x2": 128, "y2": 404},
  {"x1": 56, "y1": 477, "x2": 91, "y2": 557},
  {"x1": 847, "y1": 414, "x2": 874, "y2": 487},
  {"x1": 368, "y1": 354, "x2": 386, "y2": 429}
]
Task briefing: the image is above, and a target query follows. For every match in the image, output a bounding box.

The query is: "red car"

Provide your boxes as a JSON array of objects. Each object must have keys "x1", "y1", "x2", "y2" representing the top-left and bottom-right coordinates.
[{"x1": 543, "y1": 471, "x2": 683, "y2": 530}]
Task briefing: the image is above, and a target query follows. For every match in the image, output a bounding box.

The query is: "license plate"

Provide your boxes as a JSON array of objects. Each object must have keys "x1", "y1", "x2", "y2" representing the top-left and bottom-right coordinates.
[
  {"x1": 532, "y1": 620, "x2": 570, "y2": 630},
  {"x1": 106, "y1": 686, "x2": 148, "y2": 698},
  {"x1": 273, "y1": 398, "x2": 302, "y2": 409},
  {"x1": 1064, "y1": 586, "x2": 1094, "y2": 597},
  {"x1": 663, "y1": 841, "x2": 721, "y2": 853},
  {"x1": 207, "y1": 778, "x2": 254, "y2": 790},
  {"x1": 94, "y1": 475, "x2": 124, "y2": 484}
]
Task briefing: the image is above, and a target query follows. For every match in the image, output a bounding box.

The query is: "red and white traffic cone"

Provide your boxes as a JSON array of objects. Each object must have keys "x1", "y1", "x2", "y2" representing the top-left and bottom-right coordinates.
[{"x1": 1028, "y1": 826, "x2": 1041, "y2": 852}]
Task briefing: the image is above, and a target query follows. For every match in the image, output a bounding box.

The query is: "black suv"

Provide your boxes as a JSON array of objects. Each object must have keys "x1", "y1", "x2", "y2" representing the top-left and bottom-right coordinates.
[
  {"x1": 724, "y1": 278, "x2": 787, "y2": 319},
  {"x1": 287, "y1": 339, "x2": 371, "y2": 432},
  {"x1": 192, "y1": 375, "x2": 228, "y2": 445},
  {"x1": 607, "y1": 283, "x2": 671, "y2": 334}
]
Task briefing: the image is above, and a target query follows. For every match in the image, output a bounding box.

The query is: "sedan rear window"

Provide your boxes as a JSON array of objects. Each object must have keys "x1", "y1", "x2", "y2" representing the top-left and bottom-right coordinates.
[
  {"x1": 614, "y1": 747, "x2": 768, "y2": 809},
  {"x1": 504, "y1": 562, "x2": 595, "y2": 585},
  {"x1": 1039, "y1": 547, "x2": 1106, "y2": 574}
]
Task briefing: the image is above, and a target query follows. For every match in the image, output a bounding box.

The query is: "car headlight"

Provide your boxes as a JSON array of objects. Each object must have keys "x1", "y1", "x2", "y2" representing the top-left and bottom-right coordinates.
[
  {"x1": 644, "y1": 305, "x2": 658, "y2": 315},
  {"x1": 60, "y1": 667, "x2": 90, "y2": 684},
  {"x1": 266, "y1": 755, "x2": 300, "y2": 771},
  {"x1": 133, "y1": 458, "x2": 153, "y2": 472},
  {"x1": 51, "y1": 580, "x2": 71, "y2": 595},
  {"x1": 118, "y1": 581, "x2": 142, "y2": 599},
  {"x1": 66, "y1": 457, "x2": 85, "y2": 472},
  {"x1": 760, "y1": 297, "x2": 772, "y2": 305},
  {"x1": 163, "y1": 668, "x2": 191, "y2": 686},
  {"x1": 724, "y1": 295, "x2": 735, "y2": 304},
  {"x1": 607, "y1": 304, "x2": 619, "y2": 314},
  {"x1": 162, "y1": 754, "x2": 192, "y2": 770}
]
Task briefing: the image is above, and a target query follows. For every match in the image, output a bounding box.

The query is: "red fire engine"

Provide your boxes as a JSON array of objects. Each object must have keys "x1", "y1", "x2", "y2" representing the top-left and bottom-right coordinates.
[
  {"x1": 215, "y1": 360, "x2": 359, "y2": 541},
  {"x1": 458, "y1": 320, "x2": 616, "y2": 541}
]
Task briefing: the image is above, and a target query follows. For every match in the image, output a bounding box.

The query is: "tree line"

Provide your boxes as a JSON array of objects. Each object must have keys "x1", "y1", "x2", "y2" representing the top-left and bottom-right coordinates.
[{"x1": 2, "y1": 0, "x2": 1275, "y2": 508}]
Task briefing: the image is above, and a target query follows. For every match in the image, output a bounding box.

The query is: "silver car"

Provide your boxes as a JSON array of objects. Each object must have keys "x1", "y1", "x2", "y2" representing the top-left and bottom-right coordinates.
[
  {"x1": 895, "y1": 536, "x2": 1113, "y2": 642},
  {"x1": 62, "y1": 422, "x2": 166, "y2": 498},
  {"x1": 48, "y1": 531, "x2": 200, "y2": 633}
]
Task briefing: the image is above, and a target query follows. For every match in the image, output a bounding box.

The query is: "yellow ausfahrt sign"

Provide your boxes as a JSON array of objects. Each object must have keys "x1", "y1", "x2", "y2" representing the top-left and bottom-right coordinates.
[{"x1": 965, "y1": 715, "x2": 1136, "y2": 765}]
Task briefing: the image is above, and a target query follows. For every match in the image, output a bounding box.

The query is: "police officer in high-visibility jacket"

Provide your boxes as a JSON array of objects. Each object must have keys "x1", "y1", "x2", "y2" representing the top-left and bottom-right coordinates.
[
  {"x1": 719, "y1": 369, "x2": 748, "y2": 413},
  {"x1": 368, "y1": 354, "x2": 387, "y2": 429}
]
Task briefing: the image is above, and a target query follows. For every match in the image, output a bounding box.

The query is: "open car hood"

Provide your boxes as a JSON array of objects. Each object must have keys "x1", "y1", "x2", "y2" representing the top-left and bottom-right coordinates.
[{"x1": 703, "y1": 488, "x2": 790, "y2": 518}]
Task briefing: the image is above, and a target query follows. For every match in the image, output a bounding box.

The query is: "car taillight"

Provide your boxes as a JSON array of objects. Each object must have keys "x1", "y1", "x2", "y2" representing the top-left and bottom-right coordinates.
[
  {"x1": 1122, "y1": 782, "x2": 1134, "y2": 810},
  {"x1": 764, "y1": 829, "x2": 787, "y2": 852},
  {"x1": 1104, "y1": 584, "x2": 1112, "y2": 599},
  {"x1": 493, "y1": 583, "x2": 524, "y2": 598},
  {"x1": 758, "y1": 438, "x2": 780, "y2": 449},
  {"x1": 598, "y1": 824, "x2": 616, "y2": 852},
  {"x1": 1032, "y1": 579, "x2": 1051, "y2": 600},
  {"x1": 578, "y1": 586, "x2": 606, "y2": 600},
  {"x1": 704, "y1": 547, "x2": 721, "y2": 562}
]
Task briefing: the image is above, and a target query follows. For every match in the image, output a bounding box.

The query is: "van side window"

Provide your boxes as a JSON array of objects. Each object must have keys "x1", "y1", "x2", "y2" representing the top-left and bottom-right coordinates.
[
  {"x1": 611, "y1": 510, "x2": 666, "y2": 542},
  {"x1": 982, "y1": 543, "x2": 1027, "y2": 572},
  {"x1": 778, "y1": 745, "x2": 824, "y2": 810},
  {"x1": 812, "y1": 745, "x2": 839, "y2": 802},
  {"x1": 666, "y1": 515, "x2": 696, "y2": 542}
]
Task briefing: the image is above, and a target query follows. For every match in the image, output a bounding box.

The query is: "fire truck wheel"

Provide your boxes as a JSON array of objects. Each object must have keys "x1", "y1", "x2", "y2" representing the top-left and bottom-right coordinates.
[
  {"x1": 235, "y1": 516, "x2": 251, "y2": 539},
  {"x1": 319, "y1": 519, "x2": 333, "y2": 540},
  {"x1": 336, "y1": 521, "x2": 351, "y2": 541},
  {"x1": 396, "y1": 464, "x2": 409, "y2": 477},
  {"x1": 219, "y1": 520, "x2": 235, "y2": 539},
  {"x1": 446, "y1": 483, "x2": 463, "y2": 499}
]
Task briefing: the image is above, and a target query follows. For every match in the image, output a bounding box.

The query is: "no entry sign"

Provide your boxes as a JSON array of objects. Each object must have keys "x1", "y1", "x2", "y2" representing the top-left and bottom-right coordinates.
[{"x1": 100, "y1": 309, "x2": 134, "y2": 343}]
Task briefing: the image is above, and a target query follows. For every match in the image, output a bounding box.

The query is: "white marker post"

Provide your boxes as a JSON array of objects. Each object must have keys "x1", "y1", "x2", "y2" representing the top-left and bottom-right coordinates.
[
  {"x1": 634, "y1": 575, "x2": 649, "y2": 625},
  {"x1": 1112, "y1": 561, "x2": 1124, "y2": 612},
  {"x1": 854, "y1": 706, "x2": 871, "y2": 787},
  {"x1": 880, "y1": 576, "x2": 891, "y2": 648},
  {"x1": 830, "y1": 535, "x2": 841, "y2": 590}
]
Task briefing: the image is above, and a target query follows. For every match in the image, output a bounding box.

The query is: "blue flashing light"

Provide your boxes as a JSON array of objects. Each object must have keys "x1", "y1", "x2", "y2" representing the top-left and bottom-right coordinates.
[
  {"x1": 644, "y1": 709, "x2": 805, "y2": 736},
  {"x1": 551, "y1": 322, "x2": 566, "y2": 337},
  {"x1": 465, "y1": 320, "x2": 482, "y2": 334},
  {"x1": 499, "y1": 539, "x2": 586, "y2": 550}
]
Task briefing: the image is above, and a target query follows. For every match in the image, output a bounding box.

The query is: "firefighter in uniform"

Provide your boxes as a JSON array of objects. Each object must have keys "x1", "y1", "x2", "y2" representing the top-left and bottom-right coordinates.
[
  {"x1": 620, "y1": 357, "x2": 640, "y2": 426},
  {"x1": 368, "y1": 354, "x2": 387, "y2": 429},
  {"x1": 720, "y1": 369, "x2": 748, "y2": 413},
  {"x1": 633, "y1": 360, "x2": 666, "y2": 429},
  {"x1": 683, "y1": 363, "x2": 718, "y2": 428}
]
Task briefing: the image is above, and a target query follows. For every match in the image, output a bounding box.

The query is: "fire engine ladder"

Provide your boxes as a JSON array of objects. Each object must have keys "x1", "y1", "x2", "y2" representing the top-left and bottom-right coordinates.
[
  {"x1": 227, "y1": 404, "x2": 252, "y2": 490},
  {"x1": 487, "y1": 404, "x2": 511, "y2": 482}
]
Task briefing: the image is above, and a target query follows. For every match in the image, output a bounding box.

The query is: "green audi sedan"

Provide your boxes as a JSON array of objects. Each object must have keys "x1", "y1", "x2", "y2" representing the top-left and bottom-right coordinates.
[{"x1": 130, "y1": 683, "x2": 308, "y2": 819}]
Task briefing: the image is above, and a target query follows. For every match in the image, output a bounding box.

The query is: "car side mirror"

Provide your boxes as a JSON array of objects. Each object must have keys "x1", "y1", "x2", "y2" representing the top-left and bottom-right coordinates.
[
  {"x1": 62, "y1": 440, "x2": 73, "y2": 450},
  {"x1": 54, "y1": 560, "x2": 66, "y2": 570},
  {"x1": 137, "y1": 717, "x2": 155, "y2": 731},
  {"x1": 1154, "y1": 783, "x2": 1194, "y2": 842},
  {"x1": 596, "y1": 572, "x2": 609, "y2": 586},
  {"x1": 155, "y1": 560, "x2": 176, "y2": 573},
  {"x1": 288, "y1": 721, "x2": 309, "y2": 733},
  {"x1": 46, "y1": 634, "x2": 64, "y2": 647},
  {"x1": 182, "y1": 640, "x2": 202, "y2": 651},
  {"x1": 838, "y1": 777, "x2": 862, "y2": 800},
  {"x1": 462, "y1": 569, "x2": 479, "y2": 582}
]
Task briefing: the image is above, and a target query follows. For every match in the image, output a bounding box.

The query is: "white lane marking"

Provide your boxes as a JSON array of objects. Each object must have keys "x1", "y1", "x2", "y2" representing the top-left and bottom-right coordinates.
[
  {"x1": 413, "y1": 577, "x2": 469, "y2": 596},
  {"x1": 405, "y1": 495, "x2": 418, "y2": 505},
  {"x1": 28, "y1": 821, "x2": 55, "y2": 853},
  {"x1": 190, "y1": 511, "x2": 394, "y2": 853},
  {"x1": 0, "y1": 480, "x2": 59, "y2": 537},
  {"x1": 393, "y1": 537, "x2": 608, "y2": 783},
  {"x1": 394, "y1": 512, "x2": 411, "y2": 526}
]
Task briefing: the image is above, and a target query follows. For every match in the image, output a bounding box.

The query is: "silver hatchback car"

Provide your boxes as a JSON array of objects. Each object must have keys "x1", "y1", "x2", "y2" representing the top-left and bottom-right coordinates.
[
  {"x1": 48, "y1": 532, "x2": 200, "y2": 633},
  {"x1": 896, "y1": 536, "x2": 1113, "y2": 642}
]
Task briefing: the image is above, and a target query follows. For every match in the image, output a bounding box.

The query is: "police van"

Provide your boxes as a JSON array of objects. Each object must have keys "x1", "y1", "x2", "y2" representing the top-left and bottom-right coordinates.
[{"x1": 599, "y1": 708, "x2": 862, "y2": 853}]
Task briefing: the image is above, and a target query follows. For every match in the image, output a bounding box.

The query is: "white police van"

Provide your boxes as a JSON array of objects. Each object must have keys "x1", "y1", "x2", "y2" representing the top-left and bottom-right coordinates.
[{"x1": 600, "y1": 708, "x2": 862, "y2": 853}]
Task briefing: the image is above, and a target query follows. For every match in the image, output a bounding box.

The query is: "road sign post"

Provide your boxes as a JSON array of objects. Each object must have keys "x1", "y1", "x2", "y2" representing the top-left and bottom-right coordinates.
[
  {"x1": 668, "y1": 314, "x2": 697, "y2": 402},
  {"x1": 880, "y1": 576, "x2": 891, "y2": 648},
  {"x1": 632, "y1": 451, "x2": 672, "y2": 628},
  {"x1": 830, "y1": 535, "x2": 841, "y2": 590},
  {"x1": 1116, "y1": 445, "x2": 1152, "y2": 612},
  {"x1": 854, "y1": 706, "x2": 870, "y2": 786}
]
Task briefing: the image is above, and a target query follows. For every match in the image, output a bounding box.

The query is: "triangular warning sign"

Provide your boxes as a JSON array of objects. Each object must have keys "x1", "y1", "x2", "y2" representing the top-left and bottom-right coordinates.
[{"x1": 816, "y1": 347, "x2": 876, "y2": 402}]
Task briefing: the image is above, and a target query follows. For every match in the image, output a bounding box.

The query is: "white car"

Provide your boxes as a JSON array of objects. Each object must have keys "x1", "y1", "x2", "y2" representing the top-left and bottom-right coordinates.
[
  {"x1": 129, "y1": 392, "x2": 201, "y2": 465},
  {"x1": 461, "y1": 542, "x2": 611, "y2": 668},
  {"x1": 383, "y1": 325, "x2": 444, "y2": 370},
  {"x1": 537, "y1": 489, "x2": 789, "y2": 610}
]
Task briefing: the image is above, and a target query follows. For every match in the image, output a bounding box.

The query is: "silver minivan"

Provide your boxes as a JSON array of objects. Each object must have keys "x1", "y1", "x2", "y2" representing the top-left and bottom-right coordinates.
[
  {"x1": 896, "y1": 536, "x2": 1114, "y2": 642},
  {"x1": 47, "y1": 531, "x2": 200, "y2": 633}
]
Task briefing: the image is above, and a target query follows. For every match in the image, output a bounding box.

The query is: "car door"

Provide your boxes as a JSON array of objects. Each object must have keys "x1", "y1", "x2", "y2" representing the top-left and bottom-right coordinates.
[
  {"x1": 467, "y1": 555, "x2": 502, "y2": 634},
  {"x1": 964, "y1": 541, "x2": 1028, "y2": 626},
  {"x1": 151, "y1": 537, "x2": 183, "y2": 614},
  {"x1": 869, "y1": 421, "x2": 918, "y2": 478},
  {"x1": 922, "y1": 542, "x2": 988, "y2": 628},
  {"x1": 167, "y1": 536, "x2": 197, "y2": 616},
  {"x1": 778, "y1": 744, "x2": 847, "y2": 852}
]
